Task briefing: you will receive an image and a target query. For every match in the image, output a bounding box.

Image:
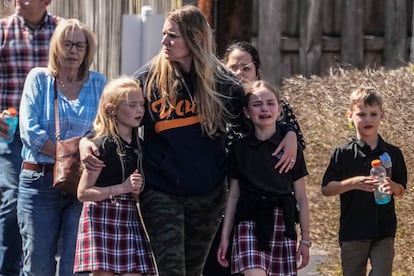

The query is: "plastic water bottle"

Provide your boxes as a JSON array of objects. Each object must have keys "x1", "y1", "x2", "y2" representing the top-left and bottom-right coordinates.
[
  {"x1": 379, "y1": 152, "x2": 392, "y2": 177},
  {"x1": 370, "y1": 159, "x2": 391, "y2": 205},
  {"x1": 0, "y1": 107, "x2": 18, "y2": 144}
]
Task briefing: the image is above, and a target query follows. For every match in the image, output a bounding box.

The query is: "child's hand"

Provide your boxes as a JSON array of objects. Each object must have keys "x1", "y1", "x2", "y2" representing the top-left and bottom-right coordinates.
[
  {"x1": 296, "y1": 243, "x2": 310, "y2": 269},
  {"x1": 123, "y1": 170, "x2": 143, "y2": 194},
  {"x1": 353, "y1": 176, "x2": 377, "y2": 192},
  {"x1": 379, "y1": 177, "x2": 393, "y2": 195},
  {"x1": 217, "y1": 239, "x2": 230, "y2": 267}
]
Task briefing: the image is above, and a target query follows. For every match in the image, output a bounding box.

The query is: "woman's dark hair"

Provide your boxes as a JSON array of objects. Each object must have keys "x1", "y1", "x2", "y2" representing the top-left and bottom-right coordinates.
[{"x1": 222, "y1": 41, "x2": 262, "y2": 79}]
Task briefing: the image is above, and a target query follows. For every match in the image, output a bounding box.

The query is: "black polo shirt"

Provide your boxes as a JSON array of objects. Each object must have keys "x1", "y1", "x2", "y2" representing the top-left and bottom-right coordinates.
[
  {"x1": 228, "y1": 129, "x2": 308, "y2": 195},
  {"x1": 322, "y1": 135, "x2": 407, "y2": 242}
]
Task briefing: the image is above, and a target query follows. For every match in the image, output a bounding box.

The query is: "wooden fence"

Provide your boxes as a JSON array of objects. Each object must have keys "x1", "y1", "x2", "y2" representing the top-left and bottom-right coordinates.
[
  {"x1": 3, "y1": 0, "x2": 413, "y2": 85},
  {"x1": 204, "y1": 0, "x2": 414, "y2": 86},
  {"x1": 257, "y1": 0, "x2": 413, "y2": 85}
]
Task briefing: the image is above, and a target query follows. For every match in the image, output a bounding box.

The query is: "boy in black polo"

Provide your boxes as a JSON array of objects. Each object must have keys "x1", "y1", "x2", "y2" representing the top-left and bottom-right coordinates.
[{"x1": 322, "y1": 87, "x2": 407, "y2": 276}]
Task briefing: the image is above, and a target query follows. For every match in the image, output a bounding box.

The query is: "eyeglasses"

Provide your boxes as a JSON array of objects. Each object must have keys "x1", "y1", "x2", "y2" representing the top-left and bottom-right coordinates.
[
  {"x1": 228, "y1": 62, "x2": 255, "y2": 74},
  {"x1": 63, "y1": 40, "x2": 88, "y2": 51}
]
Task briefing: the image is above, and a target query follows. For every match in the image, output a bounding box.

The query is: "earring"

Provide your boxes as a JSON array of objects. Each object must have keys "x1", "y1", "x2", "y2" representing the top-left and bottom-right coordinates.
[{"x1": 348, "y1": 120, "x2": 354, "y2": 129}]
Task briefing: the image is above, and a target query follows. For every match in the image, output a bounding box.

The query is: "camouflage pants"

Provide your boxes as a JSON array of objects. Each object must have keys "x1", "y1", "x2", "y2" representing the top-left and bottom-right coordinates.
[{"x1": 140, "y1": 184, "x2": 227, "y2": 276}]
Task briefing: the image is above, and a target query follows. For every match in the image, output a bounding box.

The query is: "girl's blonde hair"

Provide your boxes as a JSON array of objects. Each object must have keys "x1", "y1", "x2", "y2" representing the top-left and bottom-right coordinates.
[
  {"x1": 93, "y1": 76, "x2": 144, "y2": 182},
  {"x1": 93, "y1": 76, "x2": 142, "y2": 142},
  {"x1": 146, "y1": 5, "x2": 234, "y2": 136},
  {"x1": 48, "y1": 19, "x2": 97, "y2": 80}
]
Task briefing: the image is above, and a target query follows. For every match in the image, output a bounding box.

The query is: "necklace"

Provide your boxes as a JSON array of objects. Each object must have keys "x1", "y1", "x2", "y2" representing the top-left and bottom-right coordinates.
[{"x1": 56, "y1": 75, "x2": 84, "y2": 97}]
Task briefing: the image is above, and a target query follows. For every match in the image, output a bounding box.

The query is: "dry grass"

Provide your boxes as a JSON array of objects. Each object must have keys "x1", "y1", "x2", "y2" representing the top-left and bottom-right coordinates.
[{"x1": 282, "y1": 65, "x2": 414, "y2": 275}]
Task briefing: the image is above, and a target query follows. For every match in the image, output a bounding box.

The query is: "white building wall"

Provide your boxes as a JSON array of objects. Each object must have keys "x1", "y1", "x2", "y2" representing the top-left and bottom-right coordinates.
[{"x1": 121, "y1": 6, "x2": 164, "y2": 75}]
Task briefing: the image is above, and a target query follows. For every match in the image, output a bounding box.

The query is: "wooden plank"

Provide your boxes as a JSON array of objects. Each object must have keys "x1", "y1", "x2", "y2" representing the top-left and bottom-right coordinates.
[
  {"x1": 320, "y1": 52, "x2": 341, "y2": 75},
  {"x1": 281, "y1": 36, "x2": 384, "y2": 52},
  {"x1": 364, "y1": 0, "x2": 385, "y2": 35},
  {"x1": 384, "y1": 0, "x2": 408, "y2": 68},
  {"x1": 215, "y1": 0, "x2": 253, "y2": 58},
  {"x1": 258, "y1": 0, "x2": 283, "y2": 86},
  {"x1": 364, "y1": 36, "x2": 384, "y2": 51},
  {"x1": 322, "y1": 36, "x2": 340, "y2": 52},
  {"x1": 364, "y1": 51, "x2": 383, "y2": 68},
  {"x1": 282, "y1": 0, "x2": 299, "y2": 36},
  {"x1": 341, "y1": 0, "x2": 364, "y2": 68},
  {"x1": 282, "y1": 37, "x2": 300, "y2": 52},
  {"x1": 322, "y1": 0, "x2": 342, "y2": 35},
  {"x1": 410, "y1": 0, "x2": 414, "y2": 63},
  {"x1": 299, "y1": 0, "x2": 322, "y2": 76},
  {"x1": 280, "y1": 53, "x2": 299, "y2": 80}
]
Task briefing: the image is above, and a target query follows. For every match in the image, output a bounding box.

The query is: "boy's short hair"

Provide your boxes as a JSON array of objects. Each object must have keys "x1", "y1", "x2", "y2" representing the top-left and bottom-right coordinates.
[{"x1": 349, "y1": 87, "x2": 383, "y2": 110}]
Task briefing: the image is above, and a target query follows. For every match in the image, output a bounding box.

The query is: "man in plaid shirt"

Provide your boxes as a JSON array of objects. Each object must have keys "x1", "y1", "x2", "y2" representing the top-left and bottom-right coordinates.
[{"x1": 0, "y1": 0, "x2": 61, "y2": 274}]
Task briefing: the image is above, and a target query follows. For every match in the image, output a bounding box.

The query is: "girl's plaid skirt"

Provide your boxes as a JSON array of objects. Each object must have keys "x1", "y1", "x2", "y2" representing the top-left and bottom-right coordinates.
[
  {"x1": 231, "y1": 207, "x2": 297, "y2": 276},
  {"x1": 74, "y1": 194, "x2": 157, "y2": 275}
]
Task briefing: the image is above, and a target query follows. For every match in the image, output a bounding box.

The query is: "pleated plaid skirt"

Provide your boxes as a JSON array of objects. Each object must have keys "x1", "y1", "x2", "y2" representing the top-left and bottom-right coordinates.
[
  {"x1": 74, "y1": 194, "x2": 157, "y2": 275},
  {"x1": 231, "y1": 207, "x2": 297, "y2": 276}
]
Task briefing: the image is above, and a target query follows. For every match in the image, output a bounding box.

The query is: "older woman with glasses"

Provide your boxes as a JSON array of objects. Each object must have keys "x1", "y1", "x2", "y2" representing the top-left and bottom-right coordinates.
[{"x1": 17, "y1": 19, "x2": 106, "y2": 276}]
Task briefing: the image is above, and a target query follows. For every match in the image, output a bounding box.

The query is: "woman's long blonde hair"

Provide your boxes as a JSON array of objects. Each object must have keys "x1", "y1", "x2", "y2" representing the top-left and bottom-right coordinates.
[{"x1": 146, "y1": 5, "x2": 233, "y2": 136}]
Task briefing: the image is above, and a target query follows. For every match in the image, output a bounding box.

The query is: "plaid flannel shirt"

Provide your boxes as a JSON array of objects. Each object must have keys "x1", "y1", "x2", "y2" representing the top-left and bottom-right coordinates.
[{"x1": 0, "y1": 12, "x2": 61, "y2": 113}]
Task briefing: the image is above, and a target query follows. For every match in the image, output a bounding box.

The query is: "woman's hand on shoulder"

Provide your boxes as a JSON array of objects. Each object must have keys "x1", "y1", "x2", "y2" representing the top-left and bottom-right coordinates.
[
  {"x1": 79, "y1": 137, "x2": 105, "y2": 171},
  {"x1": 273, "y1": 131, "x2": 298, "y2": 173}
]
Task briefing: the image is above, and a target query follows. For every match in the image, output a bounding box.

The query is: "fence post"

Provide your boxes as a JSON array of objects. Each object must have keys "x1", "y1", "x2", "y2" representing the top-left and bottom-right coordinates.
[
  {"x1": 341, "y1": 0, "x2": 364, "y2": 69},
  {"x1": 410, "y1": 0, "x2": 414, "y2": 63},
  {"x1": 299, "y1": 0, "x2": 322, "y2": 77},
  {"x1": 258, "y1": 0, "x2": 283, "y2": 86},
  {"x1": 384, "y1": 0, "x2": 408, "y2": 68}
]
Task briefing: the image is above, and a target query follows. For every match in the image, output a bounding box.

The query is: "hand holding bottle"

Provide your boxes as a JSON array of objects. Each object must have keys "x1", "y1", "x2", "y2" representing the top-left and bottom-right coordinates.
[
  {"x1": 370, "y1": 159, "x2": 391, "y2": 205},
  {"x1": 0, "y1": 118, "x2": 8, "y2": 139},
  {"x1": 0, "y1": 108, "x2": 18, "y2": 143}
]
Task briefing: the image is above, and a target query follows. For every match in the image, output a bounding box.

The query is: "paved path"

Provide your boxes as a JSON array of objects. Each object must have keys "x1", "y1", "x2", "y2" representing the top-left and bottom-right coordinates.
[
  {"x1": 56, "y1": 247, "x2": 329, "y2": 276},
  {"x1": 298, "y1": 247, "x2": 329, "y2": 275}
]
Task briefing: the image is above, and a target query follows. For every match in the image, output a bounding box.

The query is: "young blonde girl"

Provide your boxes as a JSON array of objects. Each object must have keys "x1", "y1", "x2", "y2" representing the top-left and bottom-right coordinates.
[
  {"x1": 217, "y1": 80, "x2": 310, "y2": 276},
  {"x1": 74, "y1": 77, "x2": 157, "y2": 276}
]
